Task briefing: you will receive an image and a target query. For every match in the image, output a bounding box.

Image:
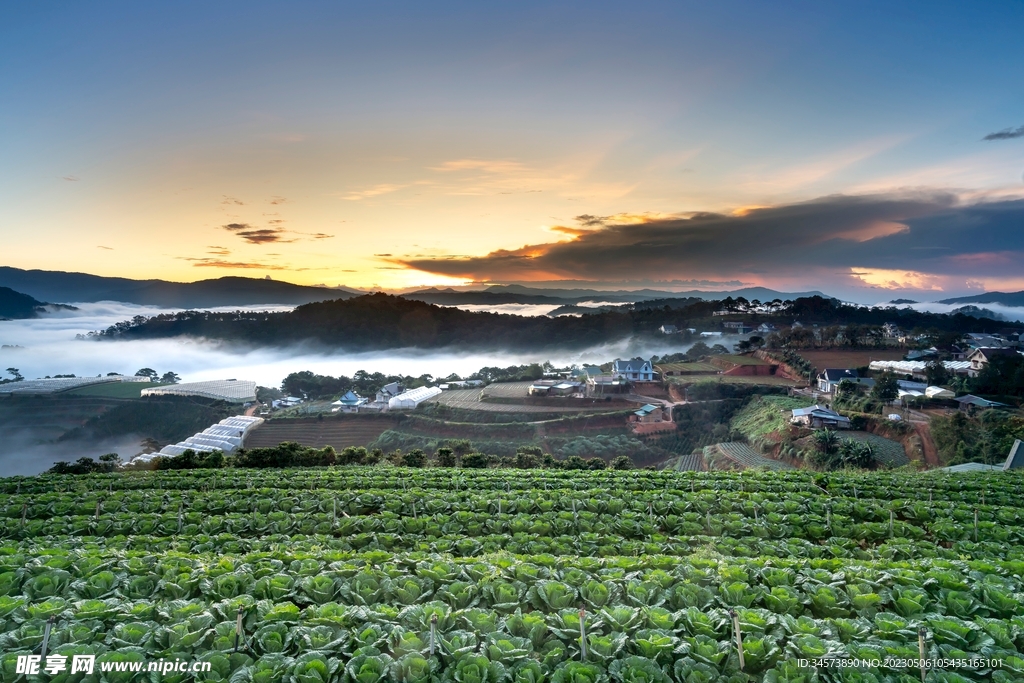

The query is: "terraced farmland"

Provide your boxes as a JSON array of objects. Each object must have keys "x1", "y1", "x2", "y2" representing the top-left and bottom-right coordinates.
[
  {"x1": 244, "y1": 417, "x2": 397, "y2": 449},
  {"x1": 704, "y1": 442, "x2": 796, "y2": 471},
  {"x1": 430, "y1": 386, "x2": 606, "y2": 413},
  {"x1": 843, "y1": 430, "x2": 911, "y2": 467},
  {"x1": 4, "y1": 467, "x2": 1024, "y2": 682}
]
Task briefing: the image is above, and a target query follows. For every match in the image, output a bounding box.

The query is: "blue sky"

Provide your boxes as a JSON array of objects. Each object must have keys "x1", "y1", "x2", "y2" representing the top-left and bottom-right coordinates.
[{"x1": 1, "y1": 1, "x2": 1022, "y2": 300}]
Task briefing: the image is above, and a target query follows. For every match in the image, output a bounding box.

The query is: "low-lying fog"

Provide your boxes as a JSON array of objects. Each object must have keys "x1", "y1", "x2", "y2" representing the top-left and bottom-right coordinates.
[
  {"x1": 0, "y1": 302, "x2": 720, "y2": 387},
  {"x1": 0, "y1": 301, "x2": 734, "y2": 475}
]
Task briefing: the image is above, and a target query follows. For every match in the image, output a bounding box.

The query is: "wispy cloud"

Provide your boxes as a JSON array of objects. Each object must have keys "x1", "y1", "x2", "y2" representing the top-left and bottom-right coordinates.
[
  {"x1": 221, "y1": 196, "x2": 245, "y2": 205},
  {"x1": 341, "y1": 184, "x2": 404, "y2": 201},
  {"x1": 221, "y1": 223, "x2": 293, "y2": 244},
  {"x1": 63, "y1": 175, "x2": 79, "y2": 181},
  {"x1": 983, "y1": 125, "x2": 1024, "y2": 141},
  {"x1": 269, "y1": 196, "x2": 288, "y2": 205},
  {"x1": 96, "y1": 245, "x2": 113, "y2": 250},
  {"x1": 187, "y1": 258, "x2": 291, "y2": 270}
]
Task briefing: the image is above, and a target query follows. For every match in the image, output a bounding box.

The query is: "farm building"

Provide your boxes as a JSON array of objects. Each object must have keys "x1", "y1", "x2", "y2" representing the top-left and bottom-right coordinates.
[
  {"x1": 528, "y1": 380, "x2": 581, "y2": 396},
  {"x1": 630, "y1": 404, "x2": 669, "y2": 424},
  {"x1": 141, "y1": 379, "x2": 257, "y2": 403},
  {"x1": 791, "y1": 405, "x2": 852, "y2": 429},
  {"x1": 935, "y1": 439, "x2": 1024, "y2": 473},
  {"x1": 585, "y1": 375, "x2": 629, "y2": 395},
  {"x1": 954, "y1": 394, "x2": 1008, "y2": 412},
  {"x1": 388, "y1": 385, "x2": 442, "y2": 410},
  {"x1": 658, "y1": 324, "x2": 678, "y2": 334}
]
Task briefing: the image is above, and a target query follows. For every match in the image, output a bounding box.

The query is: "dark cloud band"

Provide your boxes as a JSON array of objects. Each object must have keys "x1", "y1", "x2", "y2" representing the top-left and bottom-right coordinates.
[{"x1": 397, "y1": 193, "x2": 1024, "y2": 283}]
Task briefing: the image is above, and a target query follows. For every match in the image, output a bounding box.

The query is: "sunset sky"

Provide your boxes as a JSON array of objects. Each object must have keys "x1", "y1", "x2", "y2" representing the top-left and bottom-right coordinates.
[{"x1": 2, "y1": 1, "x2": 1023, "y2": 301}]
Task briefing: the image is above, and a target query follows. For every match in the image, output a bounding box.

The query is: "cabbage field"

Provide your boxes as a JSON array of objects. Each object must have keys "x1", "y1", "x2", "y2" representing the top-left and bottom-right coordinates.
[{"x1": 2, "y1": 468, "x2": 1024, "y2": 682}]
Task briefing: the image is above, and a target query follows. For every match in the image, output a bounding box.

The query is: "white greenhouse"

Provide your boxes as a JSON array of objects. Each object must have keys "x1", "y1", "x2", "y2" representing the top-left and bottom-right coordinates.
[
  {"x1": 388, "y1": 385, "x2": 442, "y2": 410},
  {"x1": 132, "y1": 415, "x2": 265, "y2": 464},
  {"x1": 141, "y1": 379, "x2": 257, "y2": 403}
]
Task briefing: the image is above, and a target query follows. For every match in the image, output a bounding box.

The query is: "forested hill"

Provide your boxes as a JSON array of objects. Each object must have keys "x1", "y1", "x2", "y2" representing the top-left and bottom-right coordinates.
[
  {"x1": 87, "y1": 293, "x2": 1019, "y2": 351},
  {"x1": 0, "y1": 286, "x2": 48, "y2": 319},
  {"x1": 89, "y1": 293, "x2": 637, "y2": 350}
]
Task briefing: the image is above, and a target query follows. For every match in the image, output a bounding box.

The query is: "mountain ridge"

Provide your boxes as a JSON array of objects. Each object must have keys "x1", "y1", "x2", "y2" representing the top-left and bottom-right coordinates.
[{"x1": 0, "y1": 267, "x2": 359, "y2": 308}]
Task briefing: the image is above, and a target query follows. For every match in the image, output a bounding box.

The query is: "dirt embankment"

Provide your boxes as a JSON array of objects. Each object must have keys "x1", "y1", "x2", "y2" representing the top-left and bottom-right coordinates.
[
  {"x1": 753, "y1": 350, "x2": 805, "y2": 382},
  {"x1": 862, "y1": 417, "x2": 926, "y2": 467}
]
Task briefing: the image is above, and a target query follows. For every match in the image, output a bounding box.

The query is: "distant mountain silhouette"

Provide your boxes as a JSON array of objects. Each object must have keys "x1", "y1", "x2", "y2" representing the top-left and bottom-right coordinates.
[
  {"x1": 405, "y1": 284, "x2": 828, "y2": 307},
  {"x1": 937, "y1": 291, "x2": 1024, "y2": 307},
  {"x1": 0, "y1": 267, "x2": 359, "y2": 308},
  {"x1": 0, "y1": 286, "x2": 48, "y2": 319}
]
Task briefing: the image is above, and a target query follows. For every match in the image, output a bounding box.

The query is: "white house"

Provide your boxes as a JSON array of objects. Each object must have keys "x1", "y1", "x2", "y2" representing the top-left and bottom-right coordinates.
[
  {"x1": 816, "y1": 369, "x2": 859, "y2": 394},
  {"x1": 612, "y1": 358, "x2": 655, "y2": 382},
  {"x1": 659, "y1": 324, "x2": 678, "y2": 334}
]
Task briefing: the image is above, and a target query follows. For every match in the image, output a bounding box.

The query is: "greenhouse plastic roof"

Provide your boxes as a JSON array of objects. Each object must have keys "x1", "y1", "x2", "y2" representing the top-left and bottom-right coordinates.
[{"x1": 141, "y1": 379, "x2": 257, "y2": 403}]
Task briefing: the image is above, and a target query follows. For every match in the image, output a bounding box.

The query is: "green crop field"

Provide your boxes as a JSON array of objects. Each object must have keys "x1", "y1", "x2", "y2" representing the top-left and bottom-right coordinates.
[
  {"x1": 2, "y1": 468, "x2": 1024, "y2": 682},
  {"x1": 843, "y1": 431, "x2": 911, "y2": 467},
  {"x1": 715, "y1": 355, "x2": 771, "y2": 367},
  {"x1": 655, "y1": 362, "x2": 719, "y2": 375}
]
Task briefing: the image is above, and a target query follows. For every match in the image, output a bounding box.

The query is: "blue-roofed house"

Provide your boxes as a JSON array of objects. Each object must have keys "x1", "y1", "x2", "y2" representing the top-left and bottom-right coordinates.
[{"x1": 612, "y1": 358, "x2": 655, "y2": 381}]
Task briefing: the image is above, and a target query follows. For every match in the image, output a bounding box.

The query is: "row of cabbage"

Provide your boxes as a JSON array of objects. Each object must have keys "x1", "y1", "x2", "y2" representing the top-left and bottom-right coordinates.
[
  {"x1": 2, "y1": 469, "x2": 1019, "y2": 506},
  {"x1": 5, "y1": 531, "x2": 1024, "y2": 565},
  {"x1": 2, "y1": 552, "x2": 1024, "y2": 682},
  {"x1": 4, "y1": 489, "x2": 1020, "y2": 524},
  {"x1": 4, "y1": 509, "x2": 1024, "y2": 549}
]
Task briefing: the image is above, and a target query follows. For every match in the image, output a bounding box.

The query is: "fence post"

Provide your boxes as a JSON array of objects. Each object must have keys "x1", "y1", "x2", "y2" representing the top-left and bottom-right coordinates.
[
  {"x1": 918, "y1": 628, "x2": 927, "y2": 683},
  {"x1": 889, "y1": 510, "x2": 894, "y2": 538},
  {"x1": 40, "y1": 616, "x2": 54, "y2": 659},
  {"x1": 729, "y1": 609, "x2": 745, "y2": 671},
  {"x1": 578, "y1": 608, "x2": 587, "y2": 661},
  {"x1": 430, "y1": 614, "x2": 437, "y2": 656},
  {"x1": 974, "y1": 509, "x2": 979, "y2": 543},
  {"x1": 234, "y1": 607, "x2": 244, "y2": 652}
]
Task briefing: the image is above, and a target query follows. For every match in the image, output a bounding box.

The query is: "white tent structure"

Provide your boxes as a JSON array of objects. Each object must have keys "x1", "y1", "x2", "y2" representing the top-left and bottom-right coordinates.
[
  {"x1": 925, "y1": 386, "x2": 955, "y2": 399},
  {"x1": 131, "y1": 415, "x2": 264, "y2": 465},
  {"x1": 388, "y1": 386, "x2": 442, "y2": 410}
]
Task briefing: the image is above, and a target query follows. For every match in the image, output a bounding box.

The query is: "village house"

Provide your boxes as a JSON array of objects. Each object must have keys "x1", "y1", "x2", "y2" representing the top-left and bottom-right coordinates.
[
  {"x1": 967, "y1": 347, "x2": 1020, "y2": 377},
  {"x1": 375, "y1": 381, "x2": 404, "y2": 404},
  {"x1": 954, "y1": 394, "x2": 1009, "y2": 412},
  {"x1": 791, "y1": 405, "x2": 852, "y2": 429},
  {"x1": 528, "y1": 380, "x2": 582, "y2": 396},
  {"x1": 658, "y1": 324, "x2": 678, "y2": 334},
  {"x1": 585, "y1": 375, "x2": 628, "y2": 395},
  {"x1": 612, "y1": 358, "x2": 655, "y2": 381},
  {"x1": 816, "y1": 368, "x2": 860, "y2": 394},
  {"x1": 629, "y1": 403, "x2": 670, "y2": 424},
  {"x1": 331, "y1": 390, "x2": 368, "y2": 413}
]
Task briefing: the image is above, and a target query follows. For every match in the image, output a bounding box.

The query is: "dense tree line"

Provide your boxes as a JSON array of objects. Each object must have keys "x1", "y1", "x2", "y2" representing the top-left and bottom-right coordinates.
[
  {"x1": 85, "y1": 293, "x2": 1017, "y2": 352},
  {"x1": 88, "y1": 441, "x2": 641, "y2": 473}
]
